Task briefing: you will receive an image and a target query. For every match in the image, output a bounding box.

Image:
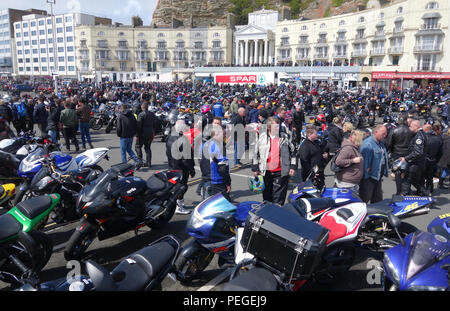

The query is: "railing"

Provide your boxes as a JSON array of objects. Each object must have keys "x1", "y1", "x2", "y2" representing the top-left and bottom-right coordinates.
[
  {"x1": 413, "y1": 44, "x2": 442, "y2": 52},
  {"x1": 388, "y1": 46, "x2": 404, "y2": 54},
  {"x1": 420, "y1": 23, "x2": 441, "y2": 30},
  {"x1": 351, "y1": 50, "x2": 367, "y2": 57},
  {"x1": 313, "y1": 53, "x2": 328, "y2": 59},
  {"x1": 370, "y1": 48, "x2": 385, "y2": 55},
  {"x1": 332, "y1": 52, "x2": 347, "y2": 58},
  {"x1": 295, "y1": 54, "x2": 309, "y2": 60},
  {"x1": 392, "y1": 27, "x2": 403, "y2": 34}
]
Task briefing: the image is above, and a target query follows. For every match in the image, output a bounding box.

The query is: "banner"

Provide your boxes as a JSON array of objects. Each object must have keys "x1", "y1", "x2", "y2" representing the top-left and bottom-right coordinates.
[{"x1": 372, "y1": 71, "x2": 450, "y2": 80}]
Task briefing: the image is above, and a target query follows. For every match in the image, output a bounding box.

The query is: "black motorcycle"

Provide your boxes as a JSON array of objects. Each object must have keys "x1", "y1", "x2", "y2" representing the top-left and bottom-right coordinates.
[
  {"x1": 64, "y1": 168, "x2": 187, "y2": 260},
  {"x1": 18, "y1": 235, "x2": 181, "y2": 291},
  {"x1": 89, "y1": 111, "x2": 109, "y2": 131},
  {"x1": 104, "y1": 110, "x2": 118, "y2": 134}
]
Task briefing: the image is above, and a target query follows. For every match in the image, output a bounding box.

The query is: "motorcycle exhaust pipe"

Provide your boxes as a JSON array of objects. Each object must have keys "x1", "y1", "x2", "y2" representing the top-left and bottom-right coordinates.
[{"x1": 408, "y1": 207, "x2": 430, "y2": 217}]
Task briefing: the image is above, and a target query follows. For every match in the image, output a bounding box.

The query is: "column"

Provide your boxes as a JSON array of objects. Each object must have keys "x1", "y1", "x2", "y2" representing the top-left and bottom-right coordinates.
[
  {"x1": 254, "y1": 39, "x2": 259, "y2": 66},
  {"x1": 240, "y1": 41, "x2": 244, "y2": 65},
  {"x1": 259, "y1": 41, "x2": 263, "y2": 65},
  {"x1": 264, "y1": 39, "x2": 269, "y2": 65},
  {"x1": 244, "y1": 40, "x2": 249, "y2": 65},
  {"x1": 235, "y1": 40, "x2": 239, "y2": 65}
]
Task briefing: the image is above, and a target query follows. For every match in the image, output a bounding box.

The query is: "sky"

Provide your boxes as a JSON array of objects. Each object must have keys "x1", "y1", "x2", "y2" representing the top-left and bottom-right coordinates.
[{"x1": 1, "y1": 0, "x2": 159, "y2": 25}]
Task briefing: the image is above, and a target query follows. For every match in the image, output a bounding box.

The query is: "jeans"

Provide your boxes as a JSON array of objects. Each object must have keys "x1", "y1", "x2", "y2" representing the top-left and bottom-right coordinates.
[
  {"x1": 120, "y1": 137, "x2": 139, "y2": 163},
  {"x1": 79, "y1": 122, "x2": 92, "y2": 147},
  {"x1": 48, "y1": 130, "x2": 57, "y2": 142}
]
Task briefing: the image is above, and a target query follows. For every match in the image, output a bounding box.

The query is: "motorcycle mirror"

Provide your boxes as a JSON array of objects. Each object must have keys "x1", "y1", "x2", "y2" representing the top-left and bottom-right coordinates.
[{"x1": 388, "y1": 213, "x2": 405, "y2": 246}]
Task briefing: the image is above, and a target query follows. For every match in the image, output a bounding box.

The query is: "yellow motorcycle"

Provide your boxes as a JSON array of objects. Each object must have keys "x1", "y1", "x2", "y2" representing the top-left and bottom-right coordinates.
[{"x1": 0, "y1": 183, "x2": 15, "y2": 209}]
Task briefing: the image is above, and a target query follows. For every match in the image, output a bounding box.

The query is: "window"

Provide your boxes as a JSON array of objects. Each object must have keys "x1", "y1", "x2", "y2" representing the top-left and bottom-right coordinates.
[
  {"x1": 16, "y1": 32, "x2": 21, "y2": 38},
  {"x1": 65, "y1": 16, "x2": 72, "y2": 23},
  {"x1": 33, "y1": 58, "x2": 38, "y2": 62},
  {"x1": 23, "y1": 32, "x2": 28, "y2": 37},
  {"x1": 379, "y1": 12, "x2": 384, "y2": 19},
  {"x1": 426, "y1": 1, "x2": 439, "y2": 9},
  {"x1": 158, "y1": 33, "x2": 164, "y2": 38},
  {"x1": 66, "y1": 26, "x2": 72, "y2": 32},
  {"x1": 23, "y1": 23, "x2": 28, "y2": 28},
  {"x1": 301, "y1": 25, "x2": 307, "y2": 30},
  {"x1": 138, "y1": 32, "x2": 145, "y2": 38},
  {"x1": 48, "y1": 38, "x2": 53, "y2": 44},
  {"x1": 392, "y1": 55, "x2": 399, "y2": 65},
  {"x1": 49, "y1": 48, "x2": 53, "y2": 53},
  {"x1": 339, "y1": 20, "x2": 345, "y2": 26},
  {"x1": 176, "y1": 41, "x2": 185, "y2": 49},
  {"x1": 34, "y1": 67, "x2": 39, "y2": 72},
  {"x1": 48, "y1": 29, "x2": 52, "y2": 35},
  {"x1": 68, "y1": 66, "x2": 75, "y2": 71},
  {"x1": 41, "y1": 48, "x2": 46, "y2": 53},
  {"x1": 176, "y1": 33, "x2": 183, "y2": 38},
  {"x1": 58, "y1": 47, "x2": 64, "y2": 53},
  {"x1": 40, "y1": 39, "x2": 45, "y2": 44},
  {"x1": 15, "y1": 24, "x2": 20, "y2": 29},
  {"x1": 58, "y1": 56, "x2": 65, "y2": 62},
  {"x1": 195, "y1": 32, "x2": 201, "y2": 38},
  {"x1": 67, "y1": 46, "x2": 74, "y2": 52},
  {"x1": 212, "y1": 40, "x2": 221, "y2": 48},
  {"x1": 157, "y1": 41, "x2": 166, "y2": 49},
  {"x1": 397, "y1": 7, "x2": 403, "y2": 14},
  {"x1": 214, "y1": 32, "x2": 220, "y2": 37},
  {"x1": 39, "y1": 30, "x2": 45, "y2": 35},
  {"x1": 320, "y1": 23, "x2": 326, "y2": 29},
  {"x1": 18, "y1": 50, "x2": 22, "y2": 55},
  {"x1": 98, "y1": 31, "x2": 105, "y2": 37},
  {"x1": 18, "y1": 58, "x2": 23, "y2": 63},
  {"x1": 41, "y1": 57, "x2": 47, "y2": 62},
  {"x1": 68, "y1": 56, "x2": 74, "y2": 62},
  {"x1": 57, "y1": 27, "x2": 63, "y2": 33},
  {"x1": 17, "y1": 41, "x2": 22, "y2": 47},
  {"x1": 32, "y1": 49, "x2": 38, "y2": 54},
  {"x1": 359, "y1": 17, "x2": 365, "y2": 23},
  {"x1": 66, "y1": 36, "x2": 73, "y2": 42},
  {"x1": 42, "y1": 66, "x2": 47, "y2": 71},
  {"x1": 58, "y1": 66, "x2": 65, "y2": 71},
  {"x1": 81, "y1": 31, "x2": 86, "y2": 36},
  {"x1": 24, "y1": 40, "x2": 29, "y2": 46},
  {"x1": 282, "y1": 27, "x2": 288, "y2": 33},
  {"x1": 39, "y1": 20, "x2": 44, "y2": 26},
  {"x1": 56, "y1": 17, "x2": 62, "y2": 23},
  {"x1": 57, "y1": 37, "x2": 64, "y2": 43},
  {"x1": 25, "y1": 58, "x2": 30, "y2": 63},
  {"x1": 18, "y1": 67, "x2": 23, "y2": 72},
  {"x1": 31, "y1": 22, "x2": 36, "y2": 27},
  {"x1": 31, "y1": 31, "x2": 37, "y2": 36}
]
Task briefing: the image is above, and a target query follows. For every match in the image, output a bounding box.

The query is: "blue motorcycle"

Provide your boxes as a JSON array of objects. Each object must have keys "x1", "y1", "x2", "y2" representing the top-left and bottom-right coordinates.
[
  {"x1": 383, "y1": 214, "x2": 450, "y2": 291},
  {"x1": 174, "y1": 193, "x2": 261, "y2": 281}
]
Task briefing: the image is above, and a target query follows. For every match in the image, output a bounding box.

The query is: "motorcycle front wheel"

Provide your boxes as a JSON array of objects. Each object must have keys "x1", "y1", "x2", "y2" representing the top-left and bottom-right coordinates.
[
  {"x1": 64, "y1": 221, "x2": 98, "y2": 261},
  {"x1": 89, "y1": 118, "x2": 103, "y2": 130},
  {"x1": 174, "y1": 239, "x2": 214, "y2": 282}
]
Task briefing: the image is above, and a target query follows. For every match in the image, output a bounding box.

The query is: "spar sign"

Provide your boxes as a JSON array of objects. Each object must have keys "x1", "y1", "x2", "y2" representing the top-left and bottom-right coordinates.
[{"x1": 214, "y1": 72, "x2": 274, "y2": 85}]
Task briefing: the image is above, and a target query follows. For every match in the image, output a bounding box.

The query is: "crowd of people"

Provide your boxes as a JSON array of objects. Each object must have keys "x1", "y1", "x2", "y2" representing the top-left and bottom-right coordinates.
[{"x1": 0, "y1": 79, "x2": 449, "y2": 216}]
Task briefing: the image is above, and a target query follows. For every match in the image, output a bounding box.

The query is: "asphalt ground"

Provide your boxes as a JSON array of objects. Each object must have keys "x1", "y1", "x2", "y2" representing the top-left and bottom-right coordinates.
[{"x1": 0, "y1": 116, "x2": 449, "y2": 292}]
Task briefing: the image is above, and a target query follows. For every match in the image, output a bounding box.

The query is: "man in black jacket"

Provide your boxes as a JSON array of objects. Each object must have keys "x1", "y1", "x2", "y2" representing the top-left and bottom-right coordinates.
[
  {"x1": 117, "y1": 104, "x2": 141, "y2": 164},
  {"x1": 166, "y1": 120, "x2": 196, "y2": 215},
  {"x1": 385, "y1": 115, "x2": 415, "y2": 194},
  {"x1": 231, "y1": 107, "x2": 246, "y2": 167},
  {"x1": 33, "y1": 97, "x2": 48, "y2": 137},
  {"x1": 422, "y1": 123, "x2": 443, "y2": 194},
  {"x1": 298, "y1": 125, "x2": 328, "y2": 189},
  {"x1": 293, "y1": 103, "x2": 305, "y2": 146},
  {"x1": 136, "y1": 103, "x2": 156, "y2": 168},
  {"x1": 399, "y1": 120, "x2": 428, "y2": 195}
]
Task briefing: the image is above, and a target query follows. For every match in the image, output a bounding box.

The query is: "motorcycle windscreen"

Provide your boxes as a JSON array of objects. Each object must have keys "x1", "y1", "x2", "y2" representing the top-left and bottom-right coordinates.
[
  {"x1": 82, "y1": 171, "x2": 115, "y2": 202},
  {"x1": 406, "y1": 231, "x2": 450, "y2": 281}
]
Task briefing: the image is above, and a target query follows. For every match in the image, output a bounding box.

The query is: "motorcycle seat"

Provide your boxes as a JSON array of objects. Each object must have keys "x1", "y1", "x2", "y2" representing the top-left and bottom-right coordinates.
[
  {"x1": 366, "y1": 199, "x2": 394, "y2": 216},
  {"x1": 222, "y1": 268, "x2": 279, "y2": 291},
  {"x1": 0, "y1": 214, "x2": 22, "y2": 241},
  {"x1": 110, "y1": 163, "x2": 134, "y2": 176},
  {"x1": 391, "y1": 195, "x2": 405, "y2": 203},
  {"x1": 16, "y1": 196, "x2": 53, "y2": 220},
  {"x1": 111, "y1": 241, "x2": 176, "y2": 291},
  {"x1": 146, "y1": 174, "x2": 167, "y2": 194}
]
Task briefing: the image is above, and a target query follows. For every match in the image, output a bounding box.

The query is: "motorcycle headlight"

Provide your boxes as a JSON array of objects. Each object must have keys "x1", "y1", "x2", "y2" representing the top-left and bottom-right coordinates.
[
  {"x1": 383, "y1": 253, "x2": 400, "y2": 284},
  {"x1": 190, "y1": 207, "x2": 211, "y2": 229}
]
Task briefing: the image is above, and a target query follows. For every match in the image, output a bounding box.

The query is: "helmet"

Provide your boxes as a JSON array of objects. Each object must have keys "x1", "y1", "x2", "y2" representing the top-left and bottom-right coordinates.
[
  {"x1": 2, "y1": 94, "x2": 12, "y2": 103},
  {"x1": 248, "y1": 175, "x2": 265, "y2": 194},
  {"x1": 201, "y1": 104, "x2": 211, "y2": 114},
  {"x1": 317, "y1": 114, "x2": 326, "y2": 123},
  {"x1": 392, "y1": 158, "x2": 408, "y2": 173},
  {"x1": 163, "y1": 102, "x2": 174, "y2": 111},
  {"x1": 383, "y1": 115, "x2": 393, "y2": 124}
]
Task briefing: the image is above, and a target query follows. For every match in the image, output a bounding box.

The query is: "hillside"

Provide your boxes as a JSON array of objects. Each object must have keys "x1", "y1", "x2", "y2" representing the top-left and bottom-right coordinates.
[{"x1": 150, "y1": 0, "x2": 369, "y2": 28}]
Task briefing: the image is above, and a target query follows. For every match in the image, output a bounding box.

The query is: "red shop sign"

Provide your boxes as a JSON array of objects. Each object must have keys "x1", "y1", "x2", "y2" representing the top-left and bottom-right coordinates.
[{"x1": 215, "y1": 74, "x2": 257, "y2": 83}]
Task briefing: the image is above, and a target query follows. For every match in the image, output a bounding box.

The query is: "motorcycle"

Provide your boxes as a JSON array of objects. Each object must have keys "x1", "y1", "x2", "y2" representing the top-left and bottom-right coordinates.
[
  {"x1": 64, "y1": 169, "x2": 187, "y2": 260},
  {"x1": 0, "y1": 131, "x2": 60, "y2": 158},
  {"x1": 104, "y1": 109, "x2": 118, "y2": 134},
  {"x1": 13, "y1": 147, "x2": 109, "y2": 206},
  {"x1": 368, "y1": 110, "x2": 376, "y2": 127},
  {"x1": 382, "y1": 214, "x2": 450, "y2": 291},
  {"x1": 225, "y1": 203, "x2": 410, "y2": 291},
  {"x1": 18, "y1": 235, "x2": 181, "y2": 291},
  {"x1": 175, "y1": 193, "x2": 260, "y2": 281},
  {"x1": 0, "y1": 183, "x2": 16, "y2": 209},
  {"x1": 89, "y1": 110, "x2": 110, "y2": 131},
  {"x1": 0, "y1": 194, "x2": 61, "y2": 286}
]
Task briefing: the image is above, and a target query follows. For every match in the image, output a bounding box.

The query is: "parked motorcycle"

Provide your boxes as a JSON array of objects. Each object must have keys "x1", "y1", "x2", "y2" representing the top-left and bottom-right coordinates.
[
  {"x1": 64, "y1": 169, "x2": 187, "y2": 260},
  {"x1": 18, "y1": 235, "x2": 181, "y2": 291},
  {"x1": 175, "y1": 193, "x2": 260, "y2": 281},
  {"x1": 382, "y1": 214, "x2": 450, "y2": 291},
  {"x1": 0, "y1": 194, "x2": 60, "y2": 286},
  {"x1": 0, "y1": 183, "x2": 16, "y2": 209}
]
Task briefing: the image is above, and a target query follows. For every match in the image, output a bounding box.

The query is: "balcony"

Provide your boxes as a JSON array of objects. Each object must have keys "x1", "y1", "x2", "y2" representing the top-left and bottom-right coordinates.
[
  {"x1": 154, "y1": 57, "x2": 169, "y2": 62},
  {"x1": 277, "y1": 55, "x2": 291, "y2": 61},
  {"x1": 295, "y1": 54, "x2": 310, "y2": 61},
  {"x1": 420, "y1": 23, "x2": 441, "y2": 30},
  {"x1": 392, "y1": 27, "x2": 403, "y2": 34},
  {"x1": 332, "y1": 52, "x2": 347, "y2": 58},
  {"x1": 313, "y1": 53, "x2": 328, "y2": 59},
  {"x1": 413, "y1": 44, "x2": 442, "y2": 53},
  {"x1": 79, "y1": 54, "x2": 90, "y2": 60},
  {"x1": 317, "y1": 38, "x2": 327, "y2": 44},
  {"x1": 351, "y1": 50, "x2": 367, "y2": 57},
  {"x1": 370, "y1": 48, "x2": 385, "y2": 56},
  {"x1": 388, "y1": 46, "x2": 404, "y2": 54}
]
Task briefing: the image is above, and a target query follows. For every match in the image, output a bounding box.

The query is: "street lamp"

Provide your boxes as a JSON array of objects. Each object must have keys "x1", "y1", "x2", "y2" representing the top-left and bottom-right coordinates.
[{"x1": 47, "y1": 0, "x2": 58, "y2": 95}]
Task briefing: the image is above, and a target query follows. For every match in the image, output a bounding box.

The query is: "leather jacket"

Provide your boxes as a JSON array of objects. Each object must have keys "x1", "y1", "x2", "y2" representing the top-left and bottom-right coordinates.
[
  {"x1": 405, "y1": 130, "x2": 427, "y2": 164},
  {"x1": 385, "y1": 125, "x2": 414, "y2": 156}
]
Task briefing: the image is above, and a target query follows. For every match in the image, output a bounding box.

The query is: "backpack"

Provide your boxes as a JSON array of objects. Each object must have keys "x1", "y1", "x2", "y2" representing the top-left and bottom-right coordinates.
[
  {"x1": 330, "y1": 147, "x2": 344, "y2": 173},
  {"x1": 16, "y1": 102, "x2": 27, "y2": 118}
]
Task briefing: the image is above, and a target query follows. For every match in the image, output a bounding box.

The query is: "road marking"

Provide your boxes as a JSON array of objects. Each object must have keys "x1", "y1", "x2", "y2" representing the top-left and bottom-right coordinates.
[{"x1": 196, "y1": 268, "x2": 233, "y2": 291}]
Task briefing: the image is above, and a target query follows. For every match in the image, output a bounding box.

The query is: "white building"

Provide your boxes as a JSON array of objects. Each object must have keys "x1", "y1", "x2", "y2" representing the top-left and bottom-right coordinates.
[
  {"x1": 233, "y1": 8, "x2": 279, "y2": 66},
  {"x1": 13, "y1": 12, "x2": 111, "y2": 79}
]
